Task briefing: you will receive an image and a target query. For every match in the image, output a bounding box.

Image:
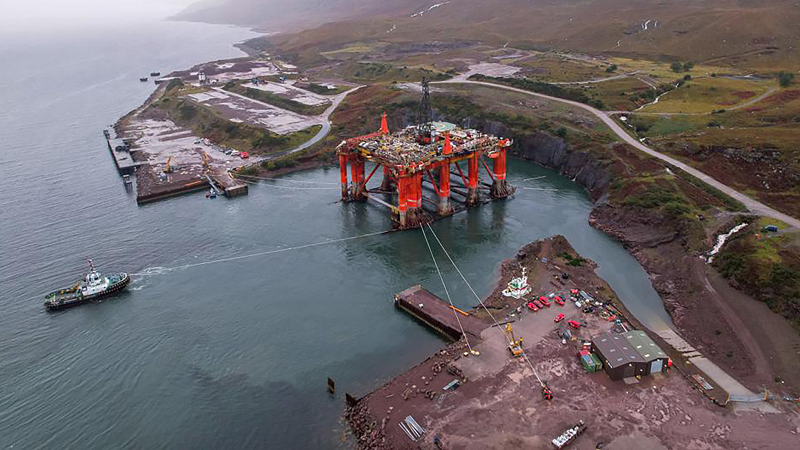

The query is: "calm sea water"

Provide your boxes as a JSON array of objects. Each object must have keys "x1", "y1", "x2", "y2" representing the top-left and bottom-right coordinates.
[{"x1": 0, "y1": 18, "x2": 672, "y2": 450}]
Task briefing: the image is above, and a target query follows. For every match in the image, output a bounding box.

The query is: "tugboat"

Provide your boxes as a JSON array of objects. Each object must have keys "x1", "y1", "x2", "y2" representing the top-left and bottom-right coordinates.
[
  {"x1": 139, "y1": 77, "x2": 149, "y2": 82},
  {"x1": 150, "y1": 71, "x2": 161, "y2": 77},
  {"x1": 502, "y1": 267, "x2": 532, "y2": 299},
  {"x1": 44, "y1": 260, "x2": 130, "y2": 311}
]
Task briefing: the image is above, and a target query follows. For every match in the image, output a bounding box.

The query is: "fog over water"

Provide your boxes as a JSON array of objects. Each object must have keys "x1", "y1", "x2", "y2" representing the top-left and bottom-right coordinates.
[{"x1": 1, "y1": 0, "x2": 195, "y2": 34}]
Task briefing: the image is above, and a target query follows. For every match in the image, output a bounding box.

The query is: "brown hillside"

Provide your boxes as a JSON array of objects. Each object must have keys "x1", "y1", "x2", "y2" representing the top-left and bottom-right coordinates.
[{"x1": 177, "y1": 0, "x2": 800, "y2": 69}]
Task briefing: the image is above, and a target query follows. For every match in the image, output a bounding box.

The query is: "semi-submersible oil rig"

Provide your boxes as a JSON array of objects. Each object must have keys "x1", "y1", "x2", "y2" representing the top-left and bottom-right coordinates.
[{"x1": 336, "y1": 79, "x2": 515, "y2": 229}]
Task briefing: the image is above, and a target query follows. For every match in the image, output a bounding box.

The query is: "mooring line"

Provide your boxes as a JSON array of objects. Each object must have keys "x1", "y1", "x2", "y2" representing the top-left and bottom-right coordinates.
[
  {"x1": 516, "y1": 187, "x2": 559, "y2": 192},
  {"x1": 420, "y1": 224, "x2": 475, "y2": 354},
  {"x1": 234, "y1": 173, "x2": 339, "y2": 185},
  {"x1": 426, "y1": 223, "x2": 545, "y2": 386},
  {"x1": 130, "y1": 229, "x2": 389, "y2": 276},
  {"x1": 236, "y1": 178, "x2": 338, "y2": 190}
]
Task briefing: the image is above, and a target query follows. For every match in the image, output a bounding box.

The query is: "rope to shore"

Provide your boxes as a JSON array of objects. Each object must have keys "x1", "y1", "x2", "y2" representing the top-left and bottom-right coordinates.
[
  {"x1": 425, "y1": 223, "x2": 546, "y2": 387},
  {"x1": 419, "y1": 224, "x2": 475, "y2": 355},
  {"x1": 131, "y1": 229, "x2": 389, "y2": 276},
  {"x1": 235, "y1": 173, "x2": 339, "y2": 185},
  {"x1": 516, "y1": 187, "x2": 560, "y2": 192},
  {"x1": 236, "y1": 178, "x2": 338, "y2": 190}
]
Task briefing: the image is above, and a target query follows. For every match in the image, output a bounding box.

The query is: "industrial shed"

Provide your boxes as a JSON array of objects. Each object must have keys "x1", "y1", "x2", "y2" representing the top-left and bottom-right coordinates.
[{"x1": 592, "y1": 331, "x2": 669, "y2": 380}]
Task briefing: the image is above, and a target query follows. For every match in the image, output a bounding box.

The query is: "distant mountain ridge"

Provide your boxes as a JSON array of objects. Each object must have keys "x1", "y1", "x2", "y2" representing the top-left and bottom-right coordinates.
[
  {"x1": 172, "y1": 0, "x2": 414, "y2": 31},
  {"x1": 174, "y1": 0, "x2": 800, "y2": 68}
]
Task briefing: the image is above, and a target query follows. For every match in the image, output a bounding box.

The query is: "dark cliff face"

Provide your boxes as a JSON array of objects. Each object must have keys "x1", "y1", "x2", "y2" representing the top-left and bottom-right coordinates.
[
  {"x1": 380, "y1": 106, "x2": 613, "y2": 203},
  {"x1": 455, "y1": 118, "x2": 612, "y2": 203}
]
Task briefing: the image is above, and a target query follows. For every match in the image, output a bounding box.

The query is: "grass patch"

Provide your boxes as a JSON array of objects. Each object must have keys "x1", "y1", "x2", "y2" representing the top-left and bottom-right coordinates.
[
  {"x1": 298, "y1": 82, "x2": 348, "y2": 95},
  {"x1": 713, "y1": 227, "x2": 800, "y2": 330},
  {"x1": 671, "y1": 168, "x2": 747, "y2": 212},
  {"x1": 559, "y1": 252, "x2": 585, "y2": 267},
  {"x1": 514, "y1": 55, "x2": 609, "y2": 83},
  {"x1": 329, "y1": 62, "x2": 451, "y2": 83},
  {"x1": 648, "y1": 117, "x2": 698, "y2": 136},
  {"x1": 223, "y1": 81, "x2": 329, "y2": 116},
  {"x1": 469, "y1": 74, "x2": 605, "y2": 109},
  {"x1": 640, "y1": 77, "x2": 771, "y2": 114}
]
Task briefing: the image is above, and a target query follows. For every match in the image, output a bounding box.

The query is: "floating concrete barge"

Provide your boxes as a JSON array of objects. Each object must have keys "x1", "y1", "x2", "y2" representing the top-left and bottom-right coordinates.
[
  {"x1": 394, "y1": 285, "x2": 486, "y2": 341},
  {"x1": 103, "y1": 129, "x2": 137, "y2": 175}
]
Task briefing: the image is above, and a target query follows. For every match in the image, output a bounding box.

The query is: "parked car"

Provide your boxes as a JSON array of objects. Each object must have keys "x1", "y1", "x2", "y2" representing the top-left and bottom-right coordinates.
[
  {"x1": 526, "y1": 302, "x2": 539, "y2": 312},
  {"x1": 540, "y1": 297, "x2": 551, "y2": 307},
  {"x1": 231, "y1": 150, "x2": 240, "y2": 157},
  {"x1": 567, "y1": 320, "x2": 581, "y2": 329},
  {"x1": 533, "y1": 300, "x2": 543, "y2": 309},
  {"x1": 240, "y1": 151, "x2": 250, "y2": 159},
  {"x1": 554, "y1": 313, "x2": 565, "y2": 323},
  {"x1": 554, "y1": 296, "x2": 565, "y2": 306}
]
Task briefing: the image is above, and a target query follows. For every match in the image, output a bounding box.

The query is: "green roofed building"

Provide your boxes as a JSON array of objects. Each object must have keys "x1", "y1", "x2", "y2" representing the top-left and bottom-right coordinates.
[{"x1": 591, "y1": 330, "x2": 669, "y2": 380}]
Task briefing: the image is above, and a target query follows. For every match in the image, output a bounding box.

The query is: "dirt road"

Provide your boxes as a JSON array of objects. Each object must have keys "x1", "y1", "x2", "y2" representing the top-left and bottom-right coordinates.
[{"x1": 436, "y1": 78, "x2": 800, "y2": 228}]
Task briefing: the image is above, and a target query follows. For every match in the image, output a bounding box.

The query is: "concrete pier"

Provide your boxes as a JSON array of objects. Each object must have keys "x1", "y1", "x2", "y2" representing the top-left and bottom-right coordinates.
[
  {"x1": 210, "y1": 169, "x2": 248, "y2": 197},
  {"x1": 104, "y1": 129, "x2": 137, "y2": 175}
]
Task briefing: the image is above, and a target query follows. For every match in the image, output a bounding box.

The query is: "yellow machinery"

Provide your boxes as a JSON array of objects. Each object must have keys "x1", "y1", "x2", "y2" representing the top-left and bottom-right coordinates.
[
  {"x1": 201, "y1": 151, "x2": 210, "y2": 172},
  {"x1": 163, "y1": 156, "x2": 172, "y2": 173},
  {"x1": 506, "y1": 323, "x2": 524, "y2": 357}
]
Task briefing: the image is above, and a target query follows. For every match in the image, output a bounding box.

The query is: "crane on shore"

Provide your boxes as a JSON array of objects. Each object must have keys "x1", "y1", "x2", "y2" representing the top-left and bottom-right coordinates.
[{"x1": 163, "y1": 156, "x2": 172, "y2": 173}]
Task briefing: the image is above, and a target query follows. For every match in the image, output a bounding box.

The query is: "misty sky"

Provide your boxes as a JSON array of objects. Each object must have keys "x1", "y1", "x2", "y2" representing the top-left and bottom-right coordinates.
[{"x1": 2, "y1": 0, "x2": 199, "y2": 30}]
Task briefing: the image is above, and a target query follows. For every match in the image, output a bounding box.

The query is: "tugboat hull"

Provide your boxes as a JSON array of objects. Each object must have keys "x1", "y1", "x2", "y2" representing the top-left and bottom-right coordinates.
[{"x1": 44, "y1": 274, "x2": 131, "y2": 311}]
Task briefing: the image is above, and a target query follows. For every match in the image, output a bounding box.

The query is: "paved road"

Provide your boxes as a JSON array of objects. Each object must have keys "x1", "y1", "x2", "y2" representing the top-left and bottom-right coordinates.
[
  {"x1": 284, "y1": 85, "x2": 364, "y2": 155},
  {"x1": 436, "y1": 78, "x2": 800, "y2": 228}
]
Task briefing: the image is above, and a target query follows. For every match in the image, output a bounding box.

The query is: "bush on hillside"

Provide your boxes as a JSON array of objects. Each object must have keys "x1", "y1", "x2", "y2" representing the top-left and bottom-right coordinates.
[{"x1": 778, "y1": 72, "x2": 795, "y2": 87}]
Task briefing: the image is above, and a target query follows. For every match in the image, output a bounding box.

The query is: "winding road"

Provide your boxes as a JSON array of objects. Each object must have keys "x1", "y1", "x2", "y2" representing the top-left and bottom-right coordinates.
[
  {"x1": 283, "y1": 85, "x2": 364, "y2": 155},
  {"x1": 436, "y1": 77, "x2": 800, "y2": 228},
  {"x1": 227, "y1": 84, "x2": 364, "y2": 161}
]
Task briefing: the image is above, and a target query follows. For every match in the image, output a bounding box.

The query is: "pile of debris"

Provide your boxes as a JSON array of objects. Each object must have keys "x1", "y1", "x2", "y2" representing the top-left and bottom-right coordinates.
[
  {"x1": 345, "y1": 402, "x2": 389, "y2": 450},
  {"x1": 355, "y1": 125, "x2": 500, "y2": 168}
]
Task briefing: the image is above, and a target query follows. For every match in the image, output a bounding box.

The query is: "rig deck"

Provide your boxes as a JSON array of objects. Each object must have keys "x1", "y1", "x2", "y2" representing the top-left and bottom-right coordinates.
[{"x1": 336, "y1": 80, "x2": 514, "y2": 229}]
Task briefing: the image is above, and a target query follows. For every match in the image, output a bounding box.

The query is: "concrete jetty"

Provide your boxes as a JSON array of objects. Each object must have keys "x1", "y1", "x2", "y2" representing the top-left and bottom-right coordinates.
[
  {"x1": 104, "y1": 129, "x2": 137, "y2": 175},
  {"x1": 209, "y1": 169, "x2": 248, "y2": 197}
]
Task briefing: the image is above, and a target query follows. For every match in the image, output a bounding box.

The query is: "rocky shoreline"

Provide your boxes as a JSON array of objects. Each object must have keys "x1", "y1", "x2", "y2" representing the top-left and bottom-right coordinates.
[
  {"x1": 344, "y1": 236, "x2": 800, "y2": 449},
  {"x1": 507, "y1": 131, "x2": 762, "y2": 384}
]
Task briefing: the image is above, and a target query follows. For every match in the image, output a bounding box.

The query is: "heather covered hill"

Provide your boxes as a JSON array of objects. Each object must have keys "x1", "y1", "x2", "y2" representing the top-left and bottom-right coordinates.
[
  {"x1": 172, "y1": 0, "x2": 414, "y2": 31},
  {"x1": 175, "y1": 0, "x2": 800, "y2": 69}
]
